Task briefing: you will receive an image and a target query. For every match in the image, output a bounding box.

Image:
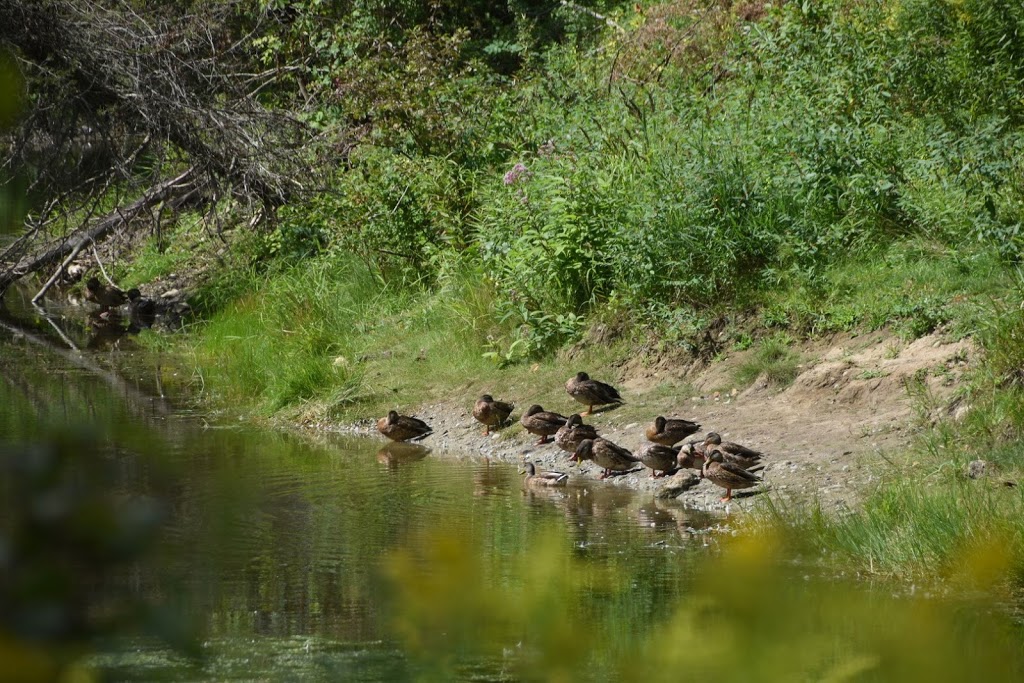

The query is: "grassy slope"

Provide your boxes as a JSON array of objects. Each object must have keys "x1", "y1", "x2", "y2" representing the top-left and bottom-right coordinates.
[{"x1": 126, "y1": 0, "x2": 1024, "y2": 583}]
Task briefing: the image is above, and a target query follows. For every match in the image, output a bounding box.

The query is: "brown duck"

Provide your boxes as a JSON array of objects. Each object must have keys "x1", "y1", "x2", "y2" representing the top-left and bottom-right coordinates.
[
  {"x1": 554, "y1": 414, "x2": 598, "y2": 454},
  {"x1": 703, "y1": 432, "x2": 764, "y2": 470},
  {"x1": 676, "y1": 441, "x2": 708, "y2": 470},
  {"x1": 702, "y1": 450, "x2": 762, "y2": 502},
  {"x1": 645, "y1": 416, "x2": 701, "y2": 446},
  {"x1": 565, "y1": 372, "x2": 623, "y2": 416},
  {"x1": 473, "y1": 394, "x2": 514, "y2": 435},
  {"x1": 377, "y1": 410, "x2": 433, "y2": 442},
  {"x1": 573, "y1": 438, "x2": 639, "y2": 479},
  {"x1": 520, "y1": 461, "x2": 569, "y2": 487},
  {"x1": 520, "y1": 404, "x2": 569, "y2": 444},
  {"x1": 84, "y1": 277, "x2": 127, "y2": 312},
  {"x1": 635, "y1": 442, "x2": 680, "y2": 478}
]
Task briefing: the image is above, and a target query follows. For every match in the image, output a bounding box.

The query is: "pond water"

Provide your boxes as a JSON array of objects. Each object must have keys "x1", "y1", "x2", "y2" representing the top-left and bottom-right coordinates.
[
  {"x1": 0, "y1": 297, "x2": 717, "y2": 681},
  {"x1": 3, "y1": 292, "x2": 1024, "y2": 682}
]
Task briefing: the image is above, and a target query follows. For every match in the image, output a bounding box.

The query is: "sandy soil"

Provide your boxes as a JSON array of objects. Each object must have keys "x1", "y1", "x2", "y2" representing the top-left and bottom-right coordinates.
[{"x1": 318, "y1": 331, "x2": 972, "y2": 515}]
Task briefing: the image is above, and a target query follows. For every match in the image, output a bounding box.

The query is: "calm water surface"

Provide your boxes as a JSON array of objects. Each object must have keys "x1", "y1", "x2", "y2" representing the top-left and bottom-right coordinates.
[{"x1": 0, "y1": 302, "x2": 716, "y2": 681}]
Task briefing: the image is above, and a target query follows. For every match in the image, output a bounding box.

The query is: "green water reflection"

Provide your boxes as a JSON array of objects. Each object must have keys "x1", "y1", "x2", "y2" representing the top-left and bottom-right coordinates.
[
  {"x1": 3, "y1": 327, "x2": 1024, "y2": 682},
  {"x1": 0, "y1": 331, "x2": 710, "y2": 681}
]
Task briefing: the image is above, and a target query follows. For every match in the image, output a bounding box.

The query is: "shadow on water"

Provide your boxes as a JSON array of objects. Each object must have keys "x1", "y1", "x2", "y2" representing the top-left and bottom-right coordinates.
[{"x1": 3, "y1": 310, "x2": 1024, "y2": 681}]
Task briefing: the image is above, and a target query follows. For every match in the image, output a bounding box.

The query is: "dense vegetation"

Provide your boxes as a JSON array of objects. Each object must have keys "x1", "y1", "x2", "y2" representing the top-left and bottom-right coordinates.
[
  {"x1": 160, "y1": 0, "x2": 1024, "y2": 407},
  {"x1": 7, "y1": 0, "x2": 1024, "y2": 581}
]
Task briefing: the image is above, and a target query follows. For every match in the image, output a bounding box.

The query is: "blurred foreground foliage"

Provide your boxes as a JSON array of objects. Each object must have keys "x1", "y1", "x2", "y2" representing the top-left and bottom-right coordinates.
[
  {"x1": 386, "y1": 526, "x2": 1024, "y2": 682},
  {"x1": 0, "y1": 430, "x2": 195, "y2": 682}
]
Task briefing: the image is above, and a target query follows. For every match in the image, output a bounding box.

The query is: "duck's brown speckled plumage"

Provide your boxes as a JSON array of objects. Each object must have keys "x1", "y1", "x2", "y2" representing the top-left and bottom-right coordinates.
[
  {"x1": 702, "y1": 450, "x2": 762, "y2": 501},
  {"x1": 554, "y1": 414, "x2": 598, "y2": 454},
  {"x1": 565, "y1": 372, "x2": 623, "y2": 416},
  {"x1": 377, "y1": 410, "x2": 433, "y2": 442},
  {"x1": 473, "y1": 394, "x2": 514, "y2": 435},
  {"x1": 519, "y1": 404, "x2": 569, "y2": 444},
  {"x1": 645, "y1": 415, "x2": 701, "y2": 446},
  {"x1": 676, "y1": 441, "x2": 708, "y2": 470},
  {"x1": 703, "y1": 432, "x2": 764, "y2": 470},
  {"x1": 635, "y1": 442, "x2": 680, "y2": 478},
  {"x1": 85, "y1": 277, "x2": 127, "y2": 311},
  {"x1": 574, "y1": 438, "x2": 639, "y2": 479}
]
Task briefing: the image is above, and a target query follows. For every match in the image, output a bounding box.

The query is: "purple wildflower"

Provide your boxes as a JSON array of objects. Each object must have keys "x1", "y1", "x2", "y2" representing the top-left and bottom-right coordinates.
[{"x1": 503, "y1": 162, "x2": 530, "y2": 186}]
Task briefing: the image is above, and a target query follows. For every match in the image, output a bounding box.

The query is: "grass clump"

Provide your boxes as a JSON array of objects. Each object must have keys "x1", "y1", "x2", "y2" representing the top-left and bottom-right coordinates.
[{"x1": 734, "y1": 335, "x2": 801, "y2": 388}]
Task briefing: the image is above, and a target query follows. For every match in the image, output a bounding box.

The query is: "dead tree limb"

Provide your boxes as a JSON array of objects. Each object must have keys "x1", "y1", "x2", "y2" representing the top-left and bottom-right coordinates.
[
  {"x1": 0, "y1": 1, "x2": 320, "y2": 295},
  {"x1": 2, "y1": 168, "x2": 196, "y2": 296}
]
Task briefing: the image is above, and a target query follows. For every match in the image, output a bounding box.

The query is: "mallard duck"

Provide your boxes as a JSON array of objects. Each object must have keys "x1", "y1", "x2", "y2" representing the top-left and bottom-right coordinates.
[
  {"x1": 635, "y1": 442, "x2": 680, "y2": 478},
  {"x1": 703, "y1": 432, "x2": 764, "y2": 470},
  {"x1": 573, "y1": 438, "x2": 639, "y2": 479},
  {"x1": 702, "y1": 449, "x2": 762, "y2": 502},
  {"x1": 519, "y1": 404, "x2": 569, "y2": 444},
  {"x1": 676, "y1": 441, "x2": 708, "y2": 470},
  {"x1": 554, "y1": 413, "x2": 599, "y2": 454},
  {"x1": 646, "y1": 415, "x2": 701, "y2": 446},
  {"x1": 126, "y1": 288, "x2": 157, "y2": 328},
  {"x1": 84, "y1": 277, "x2": 127, "y2": 311},
  {"x1": 377, "y1": 410, "x2": 433, "y2": 442},
  {"x1": 520, "y1": 461, "x2": 569, "y2": 487},
  {"x1": 473, "y1": 394, "x2": 514, "y2": 435},
  {"x1": 565, "y1": 372, "x2": 623, "y2": 416}
]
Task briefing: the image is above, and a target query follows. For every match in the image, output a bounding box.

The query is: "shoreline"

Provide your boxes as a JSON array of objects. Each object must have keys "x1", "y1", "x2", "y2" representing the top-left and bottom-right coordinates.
[{"x1": 298, "y1": 331, "x2": 970, "y2": 514}]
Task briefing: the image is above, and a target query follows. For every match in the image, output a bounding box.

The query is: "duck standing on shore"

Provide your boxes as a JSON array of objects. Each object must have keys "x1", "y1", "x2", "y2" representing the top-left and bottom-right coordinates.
[
  {"x1": 645, "y1": 416, "x2": 701, "y2": 446},
  {"x1": 702, "y1": 450, "x2": 762, "y2": 502},
  {"x1": 565, "y1": 372, "x2": 623, "y2": 416},
  {"x1": 377, "y1": 411, "x2": 433, "y2": 442},
  {"x1": 676, "y1": 441, "x2": 707, "y2": 470},
  {"x1": 520, "y1": 404, "x2": 569, "y2": 444},
  {"x1": 635, "y1": 442, "x2": 681, "y2": 478},
  {"x1": 573, "y1": 437, "x2": 639, "y2": 479},
  {"x1": 473, "y1": 394, "x2": 515, "y2": 435},
  {"x1": 554, "y1": 414, "x2": 598, "y2": 455}
]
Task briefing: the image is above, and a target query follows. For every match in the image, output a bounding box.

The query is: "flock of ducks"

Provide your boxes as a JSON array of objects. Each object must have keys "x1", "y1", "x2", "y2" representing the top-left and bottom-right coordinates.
[{"x1": 376, "y1": 371, "x2": 764, "y2": 502}]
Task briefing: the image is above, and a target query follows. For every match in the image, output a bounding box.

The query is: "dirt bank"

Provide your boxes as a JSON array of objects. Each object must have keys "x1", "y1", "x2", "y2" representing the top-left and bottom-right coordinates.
[{"x1": 315, "y1": 331, "x2": 972, "y2": 514}]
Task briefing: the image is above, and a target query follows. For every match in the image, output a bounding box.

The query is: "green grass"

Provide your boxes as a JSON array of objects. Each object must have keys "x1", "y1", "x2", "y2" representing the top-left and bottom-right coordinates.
[
  {"x1": 734, "y1": 334, "x2": 801, "y2": 388},
  {"x1": 118, "y1": 213, "x2": 212, "y2": 287},
  {"x1": 184, "y1": 253, "x2": 639, "y2": 421},
  {"x1": 767, "y1": 468, "x2": 1024, "y2": 581},
  {"x1": 757, "y1": 239, "x2": 1010, "y2": 339}
]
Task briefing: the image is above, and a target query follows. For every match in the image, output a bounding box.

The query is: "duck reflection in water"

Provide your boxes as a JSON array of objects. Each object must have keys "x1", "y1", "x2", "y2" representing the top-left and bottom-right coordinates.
[
  {"x1": 635, "y1": 499, "x2": 717, "y2": 541},
  {"x1": 376, "y1": 441, "x2": 430, "y2": 471},
  {"x1": 85, "y1": 310, "x2": 129, "y2": 349}
]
